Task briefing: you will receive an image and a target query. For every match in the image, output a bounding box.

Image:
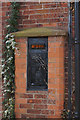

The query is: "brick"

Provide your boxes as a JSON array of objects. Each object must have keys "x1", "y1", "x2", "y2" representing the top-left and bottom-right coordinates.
[
  {"x1": 15, "y1": 108, "x2": 27, "y2": 114},
  {"x1": 48, "y1": 83, "x2": 58, "y2": 89},
  {"x1": 24, "y1": 2, "x2": 39, "y2": 5},
  {"x1": 42, "y1": 100, "x2": 47, "y2": 104},
  {"x1": 2, "y1": 2, "x2": 6, "y2": 6},
  {"x1": 15, "y1": 58, "x2": 26, "y2": 65},
  {"x1": 2, "y1": 12, "x2": 5, "y2": 16},
  {"x1": 48, "y1": 73, "x2": 56, "y2": 78},
  {"x1": 43, "y1": 4, "x2": 56, "y2": 8},
  {"x1": 15, "y1": 81, "x2": 26, "y2": 88},
  {"x1": 15, "y1": 62, "x2": 26, "y2": 69},
  {"x1": 48, "y1": 89, "x2": 56, "y2": 94},
  {"x1": 20, "y1": 94, "x2": 33, "y2": 98},
  {"x1": 20, "y1": 104, "x2": 32, "y2": 109},
  {"x1": 23, "y1": 10, "x2": 36, "y2": 15},
  {"x1": 41, "y1": 110, "x2": 49, "y2": 114},
  {"x1": 27, "y1": 91, "x2": 47, "y2": 94},
  {"x1": 48, "y1": 52, "x2": 57, "y2": 58},
  {"x1": 48, "y1": 42, "x2": 56, "y2": 48},
  {"x1": 27, "y1": 109, "x2": 41, "y2": 114},
  {"x1": 27, "y1": 99, "x2": 42, "y2": 104},
  {"x1": 34, "y1": 105, "x2": 47, "y2": 109},
  {"x1": 56, "y1": 68, "x2": 64, "y2": 75},
  {"x1": 50, "y1": 18, "x2": 60, "y2": 23},
  {"x1": 43, "y1": 23, "x2": 57, "y2": 27},
  {"x1": 48, "y1": 63, "x2": 56, "y2": 68},
  {"x1": 65, "y1": 8, "x2": 68, "y2": 12},
  {"x1": 30, "y1": 4, "x2": 42, "y2": 9},
  {"x1": 21, "y1": 15, "x2": 29, "y2": 19},
  {"x1": 48, "y1": 105, "x2": 58, "y2": 110},
  {"x1": 15, "y1": 104, "x2": 19, "y2": 108},
  {"x1": 34, "y1": 94, "x2": 47, "y2": 99},
  {"x1": 36, "y1": 9, "x2": 50, "y2": 14},
  {"x1": 6, "y1": 2, "x2": 11, "y2": 6},
  {"x1": 20, "y1": 6, "x2": 29, "y2": 10},
  {"x1": 48, "y1": 115, "x2": 56, "y2": 118},
  {"x1": 18, "y1": 43, "x2": 26, "y2": 48},
  {"x1": 59, "y1": 105, "x2": 64, "y2": 110},
  {"x1": 15, "y1": 113, "x2": 21, "y2": 118},
  {"x1": 18, "y1": 24, "x2": 38, "y2": 29},
  {"x1": 35, "y1": 115, "x2": 45, "y2": 118},
  {"x1": 21, "y1": 114, "x2": 27, "y2": 118},
  {"x1": 15, "y1": 68, "x2": 26, "y2": 75},
  {"x1": 15, "y1": 75, "x2": 26, "y2": 82},
  {"x1": 2, "y1": 7, "x2": 9, "y2": 11},
  {"x1": 36, "y1": 19, "x2": 49, "y2": 23},
  {"x1": 15, "y1": 98, "x2": 27, "y2": 104},
  {"x1": 21, "y1": 114, "x2": 35, "y2": 118},
  {"x1": 15, "y1": 38, "x2": 26, "y2": 43},
  {"x1": 17, "y1": 48, "x2": 26, "y2": 54},
  {"x1": 48, "y1": 99, "x2": 56, "y2": 104},
  {"x1": 48, "y1": 79, "x2": 56, "y2": 84},
  {"x1": 15, "y1": 73, "x2": 24, "y2": 80},
  {"x1": 15, "y1": 88, "x2": 26, "y2": 93},
  {"x1": 48, "y1": 58, "x2": 56, "y2": 63},
  {"x1": 56, "y1": 79, "x2": 64, "y2": 86},
  {"x1": 30, "y1": 14, "x2": 43, "y2": 19},
  {"x1": 49, "y1": 110, "x2": 54, "y2": 115},
  {"x1": 23, "y1": 20, "x2": 35, "y2": 24},
  {"x1": 43, "y1": 14, "x2": 54, "y2": 19},
  {"x1": 55, "y1": 110, "x2": 62, "y2": 117},
  {"x1": 55, "y1": 57, "x2": 64, "y2": 63},
  {"x1": 48, "y1": 48, "x2": 56, "y2": 52}
]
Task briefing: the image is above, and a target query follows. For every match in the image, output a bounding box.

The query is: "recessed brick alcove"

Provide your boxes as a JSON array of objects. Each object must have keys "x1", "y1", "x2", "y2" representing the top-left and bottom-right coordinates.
[{"x1": 13, "y1": 27, "x2": 67, "y2": 118}]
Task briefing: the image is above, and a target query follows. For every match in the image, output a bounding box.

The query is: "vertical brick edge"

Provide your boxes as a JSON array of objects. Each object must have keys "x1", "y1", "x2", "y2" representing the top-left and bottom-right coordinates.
[{"x1": 0, "y1": 2, "x2": 2, "y2": 119}]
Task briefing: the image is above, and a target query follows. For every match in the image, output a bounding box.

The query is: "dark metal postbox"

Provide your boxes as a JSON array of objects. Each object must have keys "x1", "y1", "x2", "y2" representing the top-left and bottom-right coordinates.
[{"x1": 27, "y1": 37, "x2": 48, "y2": 90}]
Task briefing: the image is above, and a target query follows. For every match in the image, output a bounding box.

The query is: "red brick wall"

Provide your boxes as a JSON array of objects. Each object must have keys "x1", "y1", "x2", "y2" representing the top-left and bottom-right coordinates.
[
  {"x1": 2, "y1": 2, "x2": 11, "y2": 39},
  {"x1": 18, "y1": 2, "x2": 68, "y2": 30},
  {"x1": 2, "y1": 2, "x2": 68, "y2": 38},
  {"x1": 15, "y1": 36, "x2": 66, "y2": 118},
  {"x1": 1, "y1": 2, "x2": 69, "y2": 119},
  {"x1": 2, "y1": 1, "x2": 69, "y2": 95}
]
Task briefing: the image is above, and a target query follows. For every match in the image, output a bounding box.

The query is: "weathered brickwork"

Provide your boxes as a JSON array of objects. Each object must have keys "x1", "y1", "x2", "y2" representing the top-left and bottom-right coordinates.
[
  {"x1": 18, "y1": 2, "x2": 68, "y2": 30},
  {"x1": 1, "y1": 2, "x2": 69, "y2": 119},
  {"x1": 2, "y1": 2, "x2": 11, "y2": 39},
  {"x1": 1, "y1": 1, "x2": 69, "y2": 98},
  {"x1": 15, "y1": 36, "x2": 66, "y2": 118},
  {"x1": 2, "y1": 2, "x2": 68, "y2": 38}
]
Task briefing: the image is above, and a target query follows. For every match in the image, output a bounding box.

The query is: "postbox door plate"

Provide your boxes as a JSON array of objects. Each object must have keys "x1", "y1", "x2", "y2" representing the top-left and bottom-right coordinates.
[{"x1": 27, "y1": 37, "x2": 48, "y2": 90}]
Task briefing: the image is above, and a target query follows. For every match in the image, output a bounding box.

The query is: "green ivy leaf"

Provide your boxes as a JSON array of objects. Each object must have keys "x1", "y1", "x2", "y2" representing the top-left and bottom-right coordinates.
[{"x1": 2, "y1": 2, "x2": 20, "y2": 119}]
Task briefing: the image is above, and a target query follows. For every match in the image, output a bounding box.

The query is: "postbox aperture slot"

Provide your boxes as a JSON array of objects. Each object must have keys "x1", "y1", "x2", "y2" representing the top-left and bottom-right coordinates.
[{"x1": 31, "y1": 44, "x2": 45, "y2": 49}]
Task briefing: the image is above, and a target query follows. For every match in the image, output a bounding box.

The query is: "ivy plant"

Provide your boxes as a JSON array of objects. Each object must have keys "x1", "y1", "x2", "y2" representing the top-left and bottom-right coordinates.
[{"x1": 2, "y1": 2, "x2": 20, "y2": 119}]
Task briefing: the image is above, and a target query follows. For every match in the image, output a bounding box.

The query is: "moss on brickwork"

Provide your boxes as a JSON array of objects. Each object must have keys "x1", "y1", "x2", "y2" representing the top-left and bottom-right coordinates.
[{"x1": 12, "y1": 27, "x2": 68, "y2": 37}]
